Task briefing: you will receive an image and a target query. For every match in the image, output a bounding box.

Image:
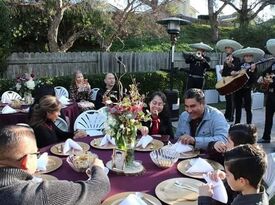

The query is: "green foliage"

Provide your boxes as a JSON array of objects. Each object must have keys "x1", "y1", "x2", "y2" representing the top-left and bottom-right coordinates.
[
  {"x1": 230, "y1": 19, "x2": 275, "y2": 51},
  {"x1": 0, "y1": 1, "x2": 12, "y2": 74}
]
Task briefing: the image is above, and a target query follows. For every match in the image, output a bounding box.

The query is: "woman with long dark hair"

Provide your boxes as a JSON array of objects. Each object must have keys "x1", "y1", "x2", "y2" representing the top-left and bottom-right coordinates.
[{"x1": 140, "y1": 91, "x2": 174, "y2": 139}]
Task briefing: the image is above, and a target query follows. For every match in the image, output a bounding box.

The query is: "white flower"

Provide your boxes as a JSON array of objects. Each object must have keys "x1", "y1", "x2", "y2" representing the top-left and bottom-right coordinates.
[
  {"x1": 15, "y1": 83, "x2": 22, "y2": 91},
  {"x1": 25, "y1": 80, "x2": 35, "y2": 90}
]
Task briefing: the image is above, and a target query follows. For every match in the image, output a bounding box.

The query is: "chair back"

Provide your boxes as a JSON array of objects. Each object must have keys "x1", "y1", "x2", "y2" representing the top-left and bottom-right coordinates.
[
  {"x1": 263, "y1": 152, "x2": 275, "y2": 199},
  {"x1": 54, "y1": 117, "x2": 69, "y2": 132},
  {"x1": 74, "y1": 110, "x2": 107, "y2": 136},
  {"x1": 1, "y1": 91, "x2": 22, "y2": 103},
  {"x1": 90, "y1": 88, "x2": 100, "y2": 101},
  {"x1": 54, "y1": 86, "x2": 69, "y2": 98}
]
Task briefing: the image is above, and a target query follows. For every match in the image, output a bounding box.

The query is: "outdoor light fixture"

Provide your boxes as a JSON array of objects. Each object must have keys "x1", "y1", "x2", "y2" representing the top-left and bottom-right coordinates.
[
  {"x1": 157, "y1": 17, "x2": 191, "y2": 90},
  {"x1": 157, "y1": 17, "x2": 191, "y2": 121}
]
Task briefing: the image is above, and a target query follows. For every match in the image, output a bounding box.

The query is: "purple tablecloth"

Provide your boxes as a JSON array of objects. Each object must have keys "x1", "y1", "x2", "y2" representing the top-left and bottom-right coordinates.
[
  {"x1": 40, "y1": 137, "x2": 185, "y2": 199},
  {"x1": 0, "y1": 103, "x2": 79, "y2": 131}
]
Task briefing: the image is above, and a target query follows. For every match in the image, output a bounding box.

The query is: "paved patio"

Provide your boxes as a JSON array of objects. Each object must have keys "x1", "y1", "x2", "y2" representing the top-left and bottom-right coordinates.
[{"x1": 172, "y1": 108, "x2": 275, "y2": 153}]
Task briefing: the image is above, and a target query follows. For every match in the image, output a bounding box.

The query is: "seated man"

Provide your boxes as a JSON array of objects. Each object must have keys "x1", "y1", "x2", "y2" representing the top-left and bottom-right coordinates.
[
  {"x1": 94, "y1": 73, "x2": 119, "y2": 109},
  {"x1": 176, "y1": 88, "x2": 229, "y2": 151},
  {"x1": 0, "y1": 125, "x2": 110, "y2": 205},
  {"x1": 198, "y1": 144, "x2": 268, "y2": 205}
]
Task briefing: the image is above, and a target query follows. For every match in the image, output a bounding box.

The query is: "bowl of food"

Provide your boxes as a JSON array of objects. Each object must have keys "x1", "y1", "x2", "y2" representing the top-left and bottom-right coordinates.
[
  {"x1": 67, "y1": 152, "x2": 97, "y2": 172},
  {"x1": 150, "y1": 149, "x2": 179, "y2": 168}
]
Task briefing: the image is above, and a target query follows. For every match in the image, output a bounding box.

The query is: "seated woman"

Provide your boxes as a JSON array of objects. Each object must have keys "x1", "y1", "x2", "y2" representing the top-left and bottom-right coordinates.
[
  {"x1": 70, "y1": 70, "x2": 94, "y2": 110},
  {"x1": 29, "y1": 84, "x2": 68, "y2": 125},
  {"x1": 139, "y1": 91, "x2": 174, "y2": 139},
  {"x1": 29, "y1": 95, "x2": 85, "y2": 148}
]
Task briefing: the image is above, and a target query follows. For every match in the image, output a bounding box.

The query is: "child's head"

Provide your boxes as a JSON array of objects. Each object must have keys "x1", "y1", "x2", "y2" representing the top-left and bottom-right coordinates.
[
  {"x1": 226, "y1": 123, "x2": 257, "y2": 150},
  {"x1": 224, "y1": 144, "x2": 267, "y2": 192}
]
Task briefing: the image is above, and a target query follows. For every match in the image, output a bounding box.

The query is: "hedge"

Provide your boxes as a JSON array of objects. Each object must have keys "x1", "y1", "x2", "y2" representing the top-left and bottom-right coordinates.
[{"x1": 0, "y1": 71, "x2": 217, "y2": 98}]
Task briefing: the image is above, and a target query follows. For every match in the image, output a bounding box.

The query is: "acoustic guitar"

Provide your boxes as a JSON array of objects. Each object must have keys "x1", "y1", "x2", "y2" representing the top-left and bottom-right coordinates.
[{"x1": 216, "y1": 57, "x2": 275, "y2": 95}]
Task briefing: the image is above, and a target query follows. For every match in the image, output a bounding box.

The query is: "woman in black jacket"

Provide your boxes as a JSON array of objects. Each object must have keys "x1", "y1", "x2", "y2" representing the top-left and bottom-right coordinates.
[
  {"x1": 29, "y1": 95, "x2": 85, "y2": 148},
  {"x1": 140, "y1": 91, "x2": 174, "y2": 139}
]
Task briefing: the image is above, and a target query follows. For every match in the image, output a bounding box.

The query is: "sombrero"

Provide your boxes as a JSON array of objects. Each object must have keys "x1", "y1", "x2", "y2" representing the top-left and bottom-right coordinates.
[
  {"x1": 266, "y1": 39, "x2": 275, "y2": 56},
  {"x1": 189, "y1": 42, "x2": 213, "y2": 51},
  {"x1": 216, "y1": 39, "x2": 243, "y2": 52},
  {"x1": 232, "y1": 47, "x2": 265, "y2": 60}
]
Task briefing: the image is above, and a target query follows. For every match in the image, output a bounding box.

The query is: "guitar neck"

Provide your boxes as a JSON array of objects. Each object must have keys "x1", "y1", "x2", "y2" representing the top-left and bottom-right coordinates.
[{"x1": 255, "y1": 57, "x2": 275, "y2": 66}]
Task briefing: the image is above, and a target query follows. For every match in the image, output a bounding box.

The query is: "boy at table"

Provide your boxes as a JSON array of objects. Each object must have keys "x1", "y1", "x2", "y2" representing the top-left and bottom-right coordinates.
[
  {"x1": 198, "y1": 144, "x2": 268, "y2": 205},
  {"x1": 0, "y1": 125, "x2": 110, "y2": 205}
]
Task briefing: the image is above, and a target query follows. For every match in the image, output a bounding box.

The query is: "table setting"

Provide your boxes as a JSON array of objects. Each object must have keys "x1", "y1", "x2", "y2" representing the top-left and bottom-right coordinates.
[{"x1": 36, "y1": 135, "x2": 229, "y2": 205}]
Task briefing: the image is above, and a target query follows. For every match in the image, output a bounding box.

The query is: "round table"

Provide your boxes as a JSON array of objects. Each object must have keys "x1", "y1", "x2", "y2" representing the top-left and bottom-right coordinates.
[{"x1": 40, "y1": 137, "x2": 185, "y2": 200}]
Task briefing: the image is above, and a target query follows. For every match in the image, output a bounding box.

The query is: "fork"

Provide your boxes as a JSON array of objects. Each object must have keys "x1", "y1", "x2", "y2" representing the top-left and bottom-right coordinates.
[{"x1": 174, "y1": 181, "x2": 198, "y2": 193}]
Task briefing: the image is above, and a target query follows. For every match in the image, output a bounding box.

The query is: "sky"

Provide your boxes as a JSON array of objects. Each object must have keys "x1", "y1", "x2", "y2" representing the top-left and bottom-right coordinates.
[{"x1": 107, "y1": 0, "x2": 274, "y2": 21}]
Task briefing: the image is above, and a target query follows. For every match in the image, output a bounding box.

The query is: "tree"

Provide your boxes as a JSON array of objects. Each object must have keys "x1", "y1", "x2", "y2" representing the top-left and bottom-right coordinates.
[
  {"x1": 0, "y1": 1, "x2": 12, "y2": 74},
  {"x1": 208, "y1": 0, "x2": 227, "y2": 42},
  {"x1": 5, "y1": 0, "x2": 109, "y2": 52},
  {"x1": 220, "y1": 0, "x2": 275, "y2": 29}
]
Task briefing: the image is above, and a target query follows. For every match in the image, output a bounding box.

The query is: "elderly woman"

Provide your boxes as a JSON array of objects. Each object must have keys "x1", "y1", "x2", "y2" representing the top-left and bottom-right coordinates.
[
  {"x1": 29, "y1": 95, "x2": 85, "y2": 148},
  {"x1": 140, "y1": 91, "x2": 174, "y2": 139}
]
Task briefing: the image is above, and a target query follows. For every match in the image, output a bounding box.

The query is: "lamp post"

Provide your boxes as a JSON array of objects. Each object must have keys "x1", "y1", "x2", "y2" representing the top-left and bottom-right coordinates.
[
  {"x1": 157, "y1": 17, "x2": 191, "y2": 91},
  {"x1": 157, "y1": 17, "x2": 191, "y2": 121}
]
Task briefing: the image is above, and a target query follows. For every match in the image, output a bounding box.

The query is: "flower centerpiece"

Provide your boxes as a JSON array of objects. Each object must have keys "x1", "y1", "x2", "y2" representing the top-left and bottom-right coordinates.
[
  {"x1": 104, "y1": 79, "x2": 151, "y2": 170},
  {"x1": 14, "y1": 73, "x2": 36, "y2": 104}
]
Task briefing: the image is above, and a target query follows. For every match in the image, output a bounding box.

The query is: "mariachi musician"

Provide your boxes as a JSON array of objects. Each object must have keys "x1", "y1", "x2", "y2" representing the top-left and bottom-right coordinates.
[
  {"x1": 232, "y1": 47, "x2": 265, "y2": 124},
  {"x1": 216, "y1": 39, "x2": 242, "y2": 122},
  {"x1": 183, "y1": 42, "x2": 213, "y2": 90},
  {"x1": 257, "y1": 39, "x2": 275, "y2": 143}
]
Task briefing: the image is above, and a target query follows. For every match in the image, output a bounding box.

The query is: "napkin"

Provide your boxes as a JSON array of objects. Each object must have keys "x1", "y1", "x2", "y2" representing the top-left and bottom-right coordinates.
[
  {"x1": 203, "y1": 173, "x2": 228, "y2": 203},
  {"x1": 1, "y1": 105, "x2": 17, "y2": 114},
  {"x1": 170, "y1": 142, "x2": 193, "y2": 153},
  {"x1": 187, "y1": 157, "x2": 214, "y2": 173},
  {"x1": 136, "y1": 135, "x2": 153, "y2": 149},
  {"x1": 58, "y1": 95, "x2": 70, "y2": 105},
  {"x1": 119, "y1": 193, "x2": 147, "y2": 205},
  {"x1": 63, "y1": 139, "x2": 83, "y2": 154},
  {"x1": 36, "y1": 152, "x2": 48, "y2": 171},
  {"x1": 99, "y1": 134, "x2": 116, "y2": 146}
]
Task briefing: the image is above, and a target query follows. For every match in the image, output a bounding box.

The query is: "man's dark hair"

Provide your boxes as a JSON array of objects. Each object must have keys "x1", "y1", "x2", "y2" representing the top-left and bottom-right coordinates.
[
  {"x1": 0, "y1": 125, "x2": 35, "y2": 160},
  {"x1": 184, "y1": 88, "x2": 205, "y2": 103},
  {"x1": 229, "y1": 123, "x2": 257, "y2": 146},
  {"x1": 224, "y1": 144, "x2": 267, "y2": 189}
]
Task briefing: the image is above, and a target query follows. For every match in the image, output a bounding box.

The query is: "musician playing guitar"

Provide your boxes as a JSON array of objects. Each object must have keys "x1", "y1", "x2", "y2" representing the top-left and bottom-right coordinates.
[
  {"x1": 232, "y1": 47, "x2": 265, "y2": 124},
  {"x1": 216, "y1": 39, "x2": 242, "y2": 122},
  {"x1": 257, "y1": 39, "x2": 275, "y2": 143}
]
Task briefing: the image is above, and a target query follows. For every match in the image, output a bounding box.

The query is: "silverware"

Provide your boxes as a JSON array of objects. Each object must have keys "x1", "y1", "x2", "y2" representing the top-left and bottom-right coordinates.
[
  {"x1": 174, "y1": 181, "x2": 198, "y2": 193},
  {"x1": 57, "y1": 144, "x2": 63, "y2": 153}
]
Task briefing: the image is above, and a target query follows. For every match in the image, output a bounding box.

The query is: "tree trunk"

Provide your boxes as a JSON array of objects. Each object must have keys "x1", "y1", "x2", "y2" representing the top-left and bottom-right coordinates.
[
  {"x1": 47, "y1": 0, "x2": 66, "y2": 52},
  {"x1": 208, "y1": 0, "x2": 219, "y2": 42}
]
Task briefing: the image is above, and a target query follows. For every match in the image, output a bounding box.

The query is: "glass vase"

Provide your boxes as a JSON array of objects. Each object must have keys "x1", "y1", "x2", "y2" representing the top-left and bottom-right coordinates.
[{"x1": 115, "y1": 127, "x2": 137, "y2": 168}]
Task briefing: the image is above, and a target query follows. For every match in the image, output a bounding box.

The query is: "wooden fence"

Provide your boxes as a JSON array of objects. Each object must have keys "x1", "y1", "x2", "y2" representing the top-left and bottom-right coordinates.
[{"x1": 4, "y1": 51, "x2": 270, "y2": 79}]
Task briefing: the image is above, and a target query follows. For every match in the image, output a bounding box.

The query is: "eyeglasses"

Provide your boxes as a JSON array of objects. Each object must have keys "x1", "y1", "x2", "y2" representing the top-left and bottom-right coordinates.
[{"x1": 17, "y1": 151, "x2": 40, "y2": 161}]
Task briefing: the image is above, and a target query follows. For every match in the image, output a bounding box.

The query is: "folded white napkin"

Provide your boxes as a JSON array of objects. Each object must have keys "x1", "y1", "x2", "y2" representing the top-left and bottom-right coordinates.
[
  {"x1": 119, "y1": 193, "x2": 147, "y2": 205},
  {"x1": 136, "y1": 135, "x2": 153, "y2": 149},
  {"x1": 1, "y1": 105, "x2": 17, "y2": 114},
  {"x1": 63, "y1": 139, "x2": 83, "y2": 154},
  {"x1": 170, "y1": 142, "x2": 193, "y2": 153},
  {"x1": 36, "y1": 152, "x2": 48, "y2": 171},
  {"x1": 99, "y1": 134, "x2": 116, "y2": 146},
  {"x1": 58, "y1": 96, "x2": 70, "y2": 105},
  {"x1": 187, "y1": 157, "x2": 214, "y2": 173},
  {"x1": 203, "y1": 173, "x2": 228, "y2": 203}
]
